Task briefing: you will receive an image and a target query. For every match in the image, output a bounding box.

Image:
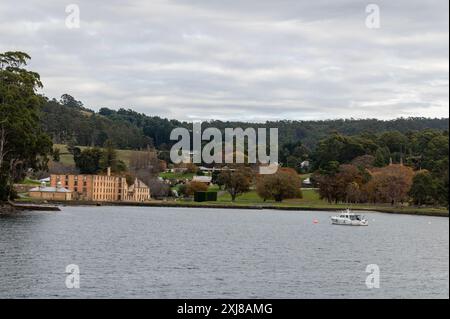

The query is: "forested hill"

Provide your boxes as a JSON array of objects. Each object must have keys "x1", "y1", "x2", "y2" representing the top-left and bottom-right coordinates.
[{"x1": 41, "y1": 95, "x2": 449, "y2": 150}]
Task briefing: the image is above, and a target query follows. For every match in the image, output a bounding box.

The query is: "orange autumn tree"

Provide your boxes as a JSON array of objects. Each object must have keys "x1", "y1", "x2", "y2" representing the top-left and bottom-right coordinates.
[
  {"x1": 256, "y1": 167, "x2": 302, "y2": 202},
  {"x1": 185, "y1": 181, "x2": 208, "y2": 196},
  {"x1": 363, "y1": 164, "x2": 414, "y2": 205}
]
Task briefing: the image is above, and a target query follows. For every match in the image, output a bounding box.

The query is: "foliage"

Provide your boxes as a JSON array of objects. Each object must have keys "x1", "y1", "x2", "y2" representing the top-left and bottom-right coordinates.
[
  {"x1": 73, "y1": 148, "x2": 103, "y2": 174},
  {"x1": 314, "y1": 164, "x2": 366, "y2": 204},
  {"x1": 0, "y1": 51, "x2": 52, "y2": 200},
  {"x1": 185, "y1": 181, "x2": 209, "y2": 196},
  {"x1": 219, "y1": 167, "x2": 254, "y2": 201},
  {"x1": 364, "y1": 165, "x2": 414, "y2": 205},
  {"x1": 256, "y1": 168, "x2": 302, "y2": 202},
  {"x1": 41, "y1": 99, "x2": 448, "y2": 152},
  {"x1": 409, "y1": 170, "x2": 436, "y2": 206}
]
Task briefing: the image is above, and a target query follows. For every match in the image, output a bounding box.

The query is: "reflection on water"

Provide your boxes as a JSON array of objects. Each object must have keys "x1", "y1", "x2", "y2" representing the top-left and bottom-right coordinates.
[{"x1": 0, "y1": 206, "x2": 448, "y2": 298}]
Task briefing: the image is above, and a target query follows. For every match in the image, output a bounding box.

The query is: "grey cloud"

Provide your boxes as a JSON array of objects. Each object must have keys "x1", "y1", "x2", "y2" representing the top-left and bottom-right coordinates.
[{"x1": 0, "y1": 0, "x2": 448, "y2": 121}]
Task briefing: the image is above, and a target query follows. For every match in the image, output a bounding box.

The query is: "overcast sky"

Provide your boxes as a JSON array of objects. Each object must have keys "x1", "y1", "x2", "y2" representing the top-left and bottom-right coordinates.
[{"x1": 1, "y1": 0, "x2": 448, "y2": 121}]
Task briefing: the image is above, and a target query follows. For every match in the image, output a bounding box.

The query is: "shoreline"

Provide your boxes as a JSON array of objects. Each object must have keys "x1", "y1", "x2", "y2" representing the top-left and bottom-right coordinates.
[
  {"x1": 11, "y1": 200, "x2": 449, "y2": 217},
  {"x1": 0, "y1": 201, "x2": 61, "y2": 214}
]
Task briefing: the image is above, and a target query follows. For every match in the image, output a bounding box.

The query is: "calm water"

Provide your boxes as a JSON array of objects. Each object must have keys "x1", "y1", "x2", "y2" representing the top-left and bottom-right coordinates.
[{"x1": 0, "y1": 206, "x2": 448, "y2": 298}]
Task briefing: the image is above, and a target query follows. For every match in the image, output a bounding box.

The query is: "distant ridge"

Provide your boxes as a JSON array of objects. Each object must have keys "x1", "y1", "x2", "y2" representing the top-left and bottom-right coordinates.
[{"x1": 41, "y1": 95, "x2": 449, "y2": 150}]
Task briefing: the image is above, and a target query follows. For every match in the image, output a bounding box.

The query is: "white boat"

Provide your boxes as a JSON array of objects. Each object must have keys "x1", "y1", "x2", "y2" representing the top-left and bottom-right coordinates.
[{"x1": 331, "y1": 209, "x2": 368, "y2": 226}]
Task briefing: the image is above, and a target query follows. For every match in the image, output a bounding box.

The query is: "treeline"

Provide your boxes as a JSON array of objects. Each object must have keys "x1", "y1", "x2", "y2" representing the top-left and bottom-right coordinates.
[
  {"x1": 40, "y1": 95, "x2": 449, "y2": 151},
  {"x1": 310, "y1": 130, "x2": 449, "y2": 207},
  {"x1": 41, "y1": 96, "x2": 152, "y2": 149}
]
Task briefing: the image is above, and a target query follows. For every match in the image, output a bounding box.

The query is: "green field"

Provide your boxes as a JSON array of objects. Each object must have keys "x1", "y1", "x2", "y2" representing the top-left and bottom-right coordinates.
[
  {"x1": 159, "y1": 171, "x2": 196, "y2": 180},
  {"x1": 19, "y1": 178, "x2": 42, "y2": 186},
  {"x1": 53, "y1": 144, "x2": 143, "y2": 167},
  {"x1": 216, "y1": 188, "x2": 320, "y2": 204}
]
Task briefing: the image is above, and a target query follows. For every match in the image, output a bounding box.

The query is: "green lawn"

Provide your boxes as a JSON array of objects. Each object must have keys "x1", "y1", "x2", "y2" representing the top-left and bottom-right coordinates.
[
  {"x1": 159, "y1": 171, "x2": 196, "y2": 180},
  {"x1": 53, "y1": 144, "x2": 145, "y2": 167},
  {"x1": 216, "y1": 188, "x2": 322, "y2": 204},
  {"x1": 18, "y1": 178, "x2": 42, "y2": 185}
]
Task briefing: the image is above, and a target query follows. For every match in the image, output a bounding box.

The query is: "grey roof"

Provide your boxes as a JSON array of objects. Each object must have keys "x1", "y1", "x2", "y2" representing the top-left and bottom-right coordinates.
[
  {"x1": 128, "y1": 178, "x2": 149, "y2": 191},
  {"x1": 30, "y1": 186, "x2": 71, "y2": 193}
]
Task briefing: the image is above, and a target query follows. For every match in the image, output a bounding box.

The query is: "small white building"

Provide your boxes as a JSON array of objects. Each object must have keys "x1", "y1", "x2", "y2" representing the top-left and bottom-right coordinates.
[{"x1": 300, "y1": 161, "x2": 310, "y2": 169}]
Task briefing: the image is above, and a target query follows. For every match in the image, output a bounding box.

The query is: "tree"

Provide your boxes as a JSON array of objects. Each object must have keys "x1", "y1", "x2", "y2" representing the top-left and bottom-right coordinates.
[
  {"x1": 52, "y1": 147, "x2": 61, "y2": 162},
  {"x1": 364, "y1": 165, "x2": 414, "y2": 205},
  {"x1": 185, "y1": 181, "x2": 208, "y2": 196},
  {"x1": 185, "y1": 163, "x2": 199, "y2": 174},
  {"x1": 219, "y1": 167, "x2": 254, "y2": 201},
  {"x1": 100, "y1": 140, "x2": 127, "y2": 173},
  {"x1": 435, "y1": 170, "x2": 449, "y2": 207},
  {"x1": 312, "y1": 133, "x2": 366, "y2": 170},
  {"x1": 129, "y1": 147, "x2": 162, "y2": 175},
  {"x1": 74, "y1": 148, "x2": 103, "y2": 174},
  {"x1": 256, "y1": 168, "x2": 302, "y2": 202},
  {"x1": 147, "y1": 178, "x2": 170, "y2": 199},
  {"x1": 211, "y1": 170, "x2": 225, "y2": 189},
  {"x1": 314, "y1": 164, "x2": 365, "y2": 204},
  {"x1": 0, "y1": 51, "x2": 52, "y2": 200},
  {"x1": 374, "y1": 147, "x2": 390, "y2": 167},
  {"x1": 60, "y1": 94, "x2": 84, "y2": 110},
  {"x1": 280, "y1": 141, "x2": 310, "y2": 172},
  {"x1": 346, "y1": 182, "x2": 362, "y2": 203},
  {"x1": 409, "y1": 170, "x2": 436, "y2": 206},
  {"x1": 351, "y1": 155, "x2": 375, "y2": 169}
]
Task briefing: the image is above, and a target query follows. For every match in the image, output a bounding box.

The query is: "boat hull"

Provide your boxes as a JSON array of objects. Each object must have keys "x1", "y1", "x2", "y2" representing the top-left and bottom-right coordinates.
[{"x1": 331, "y1": 218, "x2": 368, "y2": 226}]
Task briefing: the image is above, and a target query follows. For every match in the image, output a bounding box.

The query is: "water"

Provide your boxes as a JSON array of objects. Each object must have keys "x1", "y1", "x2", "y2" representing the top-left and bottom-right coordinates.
[{"x1": 0, "y1": 206, "x2": 448, "y2": 298}]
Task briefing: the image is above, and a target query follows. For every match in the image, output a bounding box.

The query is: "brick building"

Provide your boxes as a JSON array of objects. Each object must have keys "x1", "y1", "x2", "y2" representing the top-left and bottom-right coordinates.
[{"x1": 50, "y1": 168, "x2": 150, "y2": 202}]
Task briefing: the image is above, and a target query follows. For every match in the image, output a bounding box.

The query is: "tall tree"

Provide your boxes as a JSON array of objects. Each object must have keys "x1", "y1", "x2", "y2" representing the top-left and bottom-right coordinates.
[
  {"x1": 256, "y1": 168, "x2": 302, "y2": 202},
  {"x1": 100, "y1": 140, "x2": 118, "y2": 172},
  {"x1": 409, "y1": 170, "x2": 436, "y2": 206},
  {"x1": 0, "y1": 51, "x2": 52, "y2": 200},
  {"x1": 74, "y1": 148, "x2": 103, "y2": 174},
  {"x1": 364, "y1": 165, "x2": 414, "y2": 205},
  {"x1": 219, "y1": 167, "x2": 254, "y2": 201}
]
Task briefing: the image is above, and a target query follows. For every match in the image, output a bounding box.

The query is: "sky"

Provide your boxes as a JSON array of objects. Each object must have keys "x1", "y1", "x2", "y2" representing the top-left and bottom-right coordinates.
[{"x1": 1, "y1": 0, "x2": 448, "y2": 121}]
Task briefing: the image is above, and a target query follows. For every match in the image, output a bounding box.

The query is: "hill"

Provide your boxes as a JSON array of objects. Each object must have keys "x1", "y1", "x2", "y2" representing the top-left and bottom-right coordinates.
[{"x1": 41, "y1": 94, "x2": 449, "y2": 151}]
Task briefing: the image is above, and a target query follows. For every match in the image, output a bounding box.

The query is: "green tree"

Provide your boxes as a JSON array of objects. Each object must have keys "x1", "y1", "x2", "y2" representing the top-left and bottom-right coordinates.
[
  {"x1": 0, "y1": 51, "x2": 52, "y2": 201},
  {"x1": 74, "y1": 148, "x2": 103, "y2": 174},
  {"x1": 409, "y1": 170, "x2": 436, "y2": 206},
  {"x1": 378, "y1": 131, "x2": 408, "y2": 162},
  {"x1": 435, "y1": 171, "x2": 449, "y2": 207},
  {"x1": 312, "y1": 133, "x2": 366, "y2": 170},
  {"x1": 52, "y1": 148, "x2": 61, "y2": 162},
  {"x1": 219, "y1": 167, "x2": 253, "y2": 201},
  {"x1": 60, "y1": 94, "x2": 83, "y2": 108},
  {"x1": 256, "y1": 168, "x2": 302, "y2": 202},
  {"x1": 374, "y1": 147, "x2": 390, "y2": 167},
  {"x1": 100, "y1": 140, "x2": 119, "y2": 172}
]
